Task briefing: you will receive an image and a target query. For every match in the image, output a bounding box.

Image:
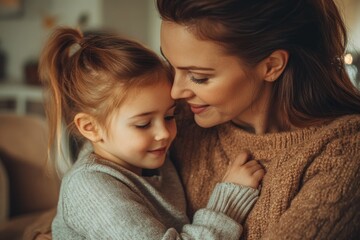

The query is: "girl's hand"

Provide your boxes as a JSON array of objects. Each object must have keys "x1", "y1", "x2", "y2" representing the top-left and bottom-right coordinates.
[{"x1": 222, "y1": 151, "x2": 265, "y2": 189}]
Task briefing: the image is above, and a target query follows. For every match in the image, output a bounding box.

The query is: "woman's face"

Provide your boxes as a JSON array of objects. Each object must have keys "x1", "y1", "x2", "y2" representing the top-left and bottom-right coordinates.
[{"x1": 160, "y1": 21, "x2": 271, "y2": 128}]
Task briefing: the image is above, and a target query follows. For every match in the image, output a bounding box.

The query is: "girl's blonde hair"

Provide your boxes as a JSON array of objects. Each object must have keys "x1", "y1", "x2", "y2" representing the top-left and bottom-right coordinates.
[{"x1": 39, "y1": 27, "x2": 170, "y2": 175}]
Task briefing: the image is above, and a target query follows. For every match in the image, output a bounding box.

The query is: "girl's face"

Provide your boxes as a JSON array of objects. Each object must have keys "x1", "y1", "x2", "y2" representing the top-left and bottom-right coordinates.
[
  {"x1": 160, "y1": 21, "x2": 271, "y2": 128},
  {"x1": 94, "y1": 81, "x2": 177, "y2": 175}
]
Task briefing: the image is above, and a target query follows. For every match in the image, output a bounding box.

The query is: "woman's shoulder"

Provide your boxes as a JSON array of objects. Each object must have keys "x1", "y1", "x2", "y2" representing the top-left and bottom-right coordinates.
[
  {"x1": 321, "y1": 114, "x2": 360, "y2": 137},
  {"x1": 329, "y1": 114, "x2": 360, "y2": 144},
  {"x1": 309, "y1": 114, "x2": 360, "y2": 169},
  {"x1": 303, "y1": 114, "x2": 360, "y2": 156},
  {"x1": 333, "y1": 113, "x2": 360, "y2": 126}
]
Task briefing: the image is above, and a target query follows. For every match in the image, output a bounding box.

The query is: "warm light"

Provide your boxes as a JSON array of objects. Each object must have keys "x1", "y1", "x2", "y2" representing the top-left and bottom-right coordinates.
[{"x1": 344, "y1": 53, "x2": 353, "y2": 65}]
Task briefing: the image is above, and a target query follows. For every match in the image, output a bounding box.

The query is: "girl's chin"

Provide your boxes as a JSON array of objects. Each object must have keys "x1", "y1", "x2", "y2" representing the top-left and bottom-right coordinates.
[{"x1": 145, "y1": 155, "x2": 166, "y2": 169}]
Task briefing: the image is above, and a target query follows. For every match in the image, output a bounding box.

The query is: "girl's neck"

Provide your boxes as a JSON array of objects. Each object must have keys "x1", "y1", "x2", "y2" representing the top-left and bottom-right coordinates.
[{"x1": 92, "y1": 144, "x2": 142, "y2": 175}]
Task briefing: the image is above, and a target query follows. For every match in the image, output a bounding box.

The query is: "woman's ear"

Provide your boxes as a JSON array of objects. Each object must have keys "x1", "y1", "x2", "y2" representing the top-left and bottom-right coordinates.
[
  {"x1": 74, "y1": 113, "x2": 103, "y2": 142},
  {"x1": 263, "y1": 50, "x2": 289, "y2": 82}
]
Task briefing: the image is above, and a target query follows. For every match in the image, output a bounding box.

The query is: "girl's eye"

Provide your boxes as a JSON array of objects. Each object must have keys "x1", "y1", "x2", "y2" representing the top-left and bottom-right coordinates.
[
  {"x1": 135, "y1": 122, "x2": 151, "y2": 129},
  {"x1": 189, "y1": 74, "x2": 209, "y2": 84}
]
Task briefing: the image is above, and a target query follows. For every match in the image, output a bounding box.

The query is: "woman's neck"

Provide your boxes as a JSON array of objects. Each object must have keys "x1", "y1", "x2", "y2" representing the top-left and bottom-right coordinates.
[
  {"x1": 231, "y1": 114, "x2": 279, "y2": 134},
  {"x1": 231, "y1": 83, "x2": 282, "y2": 134}
]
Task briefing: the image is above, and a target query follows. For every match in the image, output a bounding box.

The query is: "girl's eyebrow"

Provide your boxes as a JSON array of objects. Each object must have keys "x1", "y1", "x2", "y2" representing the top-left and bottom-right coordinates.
[
  {"x1": 160, "y1": 48, "x2": 215, "y2": 72},
  {"x1": 129, "y1": 102, "x2": 176, "y2": 119}
]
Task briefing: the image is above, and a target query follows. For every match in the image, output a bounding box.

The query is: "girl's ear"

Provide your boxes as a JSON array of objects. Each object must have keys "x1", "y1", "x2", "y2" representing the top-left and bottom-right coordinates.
[
  {"x1": 263, "y1": 50, "x2": 289, "y2": 82},
  {"x1": 74, "y1": 113, "x2": 103, "y2": 142}
]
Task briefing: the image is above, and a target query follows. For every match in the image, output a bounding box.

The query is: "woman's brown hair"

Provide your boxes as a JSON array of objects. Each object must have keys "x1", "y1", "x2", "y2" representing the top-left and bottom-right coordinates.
[
  {"x1": 39, "y1": 27, "x2": 169, "y2": 172},
  {"x1": 157, "y1": 0, "x2": 360, "y2": 128}
]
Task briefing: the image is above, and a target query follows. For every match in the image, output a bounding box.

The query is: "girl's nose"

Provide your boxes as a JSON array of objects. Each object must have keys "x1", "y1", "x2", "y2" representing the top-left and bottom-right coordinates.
[{"x1": 154, "y1": 123, "x2": 170, "y2": 141}]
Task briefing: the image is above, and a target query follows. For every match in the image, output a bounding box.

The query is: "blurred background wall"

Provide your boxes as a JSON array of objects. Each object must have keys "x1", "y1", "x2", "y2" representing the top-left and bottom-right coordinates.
[
  {"x1": 0, "y1": 0, "x2": 160, "y2": 83},
  {"x1": 337, "y1": 0, "x2": 360, "y2": 51},
  {"x1": 0, "y1": 0, "x2": 359, "y2": 116}
]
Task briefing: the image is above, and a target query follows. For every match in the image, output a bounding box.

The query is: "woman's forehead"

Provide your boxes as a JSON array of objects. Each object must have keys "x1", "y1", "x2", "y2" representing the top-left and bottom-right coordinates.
[{"x1": 160, "y1": 21, "x2": 228, "y2": 68}]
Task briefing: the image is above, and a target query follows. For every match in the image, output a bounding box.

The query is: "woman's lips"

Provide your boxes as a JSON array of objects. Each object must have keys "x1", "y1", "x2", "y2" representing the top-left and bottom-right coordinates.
[{"x1": 189, "y1": 104, "x2": 209, "y2": 114}]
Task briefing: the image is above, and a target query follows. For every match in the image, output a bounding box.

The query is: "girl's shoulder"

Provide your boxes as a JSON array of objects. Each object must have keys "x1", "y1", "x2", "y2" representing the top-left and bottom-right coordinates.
[{"x1": 61, "y1": 154, "x2": 132, "y2": 191}]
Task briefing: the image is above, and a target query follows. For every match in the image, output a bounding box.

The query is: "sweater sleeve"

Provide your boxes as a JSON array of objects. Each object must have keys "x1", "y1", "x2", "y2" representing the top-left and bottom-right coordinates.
[
  {"x1": 264, "y1": 134, "x2": 360, "y2": 239},
  {"x1": 183, "y1": 183, "x2": 259, "y2": 239},
  {"x1": 58, "y1": 170, "x2": 259, "y2": 240}
]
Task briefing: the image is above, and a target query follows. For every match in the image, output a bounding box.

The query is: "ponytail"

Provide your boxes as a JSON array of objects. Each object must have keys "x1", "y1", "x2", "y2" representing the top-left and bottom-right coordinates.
[{"x1": 40, "y1": 28, "x2": 83, "y2": 175}]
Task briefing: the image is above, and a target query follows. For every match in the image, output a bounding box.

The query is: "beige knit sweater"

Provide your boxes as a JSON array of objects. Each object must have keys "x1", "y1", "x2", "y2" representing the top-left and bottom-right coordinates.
[{"x1": 170, "y1": 114, "x2": 360, "y2": 240}]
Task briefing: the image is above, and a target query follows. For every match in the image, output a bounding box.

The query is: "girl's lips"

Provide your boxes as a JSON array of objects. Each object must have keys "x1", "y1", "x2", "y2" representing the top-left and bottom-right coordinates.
[
  {"x1": 189, "y1": 104, "x2": 209, "y2": 114},
  {"x1": 148, "y1": 147, "x2": 167, "y2": 156}
]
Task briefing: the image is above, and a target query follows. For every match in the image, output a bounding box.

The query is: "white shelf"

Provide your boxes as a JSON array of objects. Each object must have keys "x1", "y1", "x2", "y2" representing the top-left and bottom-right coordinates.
[{"x1": 0, "y1": 83, "x2": 44, "y2": 115}]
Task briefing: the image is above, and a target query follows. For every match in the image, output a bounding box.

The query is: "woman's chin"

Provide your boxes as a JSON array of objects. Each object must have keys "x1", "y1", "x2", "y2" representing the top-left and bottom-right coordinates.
[{"x1": 194, "y1": 115, "x2": 222, "y2": 128}]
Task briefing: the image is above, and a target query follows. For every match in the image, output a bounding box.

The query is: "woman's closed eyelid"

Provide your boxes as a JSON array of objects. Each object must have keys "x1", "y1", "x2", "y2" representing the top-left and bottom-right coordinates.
[
  {"x1": 165, "y1": 115, "x2": 176, "y2": 121},
  {"x1": 189, "y1": 74, "x2": 209, "y2": 84}
]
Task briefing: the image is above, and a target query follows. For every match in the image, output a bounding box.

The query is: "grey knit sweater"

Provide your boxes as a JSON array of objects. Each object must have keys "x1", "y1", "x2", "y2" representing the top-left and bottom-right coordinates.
[{"x1": 52, "y1": 148, "x2": 259, "y2": 239}]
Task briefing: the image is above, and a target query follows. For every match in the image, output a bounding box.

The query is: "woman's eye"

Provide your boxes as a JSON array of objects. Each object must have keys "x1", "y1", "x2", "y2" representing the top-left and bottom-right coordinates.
[
  {"x1": 189, "y1": 74, "x2": 208, "y2": 84},
  {"x1": 164, "y1": 115, "x2": 175, "y2": 121},
  {"x1": 135, "y1": 122, "x2": 151, "y2": 129}
]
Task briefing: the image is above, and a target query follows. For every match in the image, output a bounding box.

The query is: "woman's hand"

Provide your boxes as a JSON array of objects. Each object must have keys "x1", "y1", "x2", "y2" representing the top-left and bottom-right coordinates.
[{"x1": 222, "y1": 151, "x2": 265, "y2": 189}]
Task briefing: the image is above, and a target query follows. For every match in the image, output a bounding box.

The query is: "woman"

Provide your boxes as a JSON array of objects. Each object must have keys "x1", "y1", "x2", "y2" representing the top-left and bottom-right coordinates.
[
  {"x1": 157, "y1": 0, "x2": 360, "y2": 239},
  {"x1": 26, "y1": 0, "x2": 360, "y2": 239}
]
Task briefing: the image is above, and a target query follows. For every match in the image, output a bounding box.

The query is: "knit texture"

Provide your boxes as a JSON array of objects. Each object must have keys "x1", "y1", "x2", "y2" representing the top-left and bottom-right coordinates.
[
  {"x1": 52, "y1": 151, "x2": 259, "y2": 239},
  {"x1": 171, "y1": 114, "x2": 360, "y2": 240}
]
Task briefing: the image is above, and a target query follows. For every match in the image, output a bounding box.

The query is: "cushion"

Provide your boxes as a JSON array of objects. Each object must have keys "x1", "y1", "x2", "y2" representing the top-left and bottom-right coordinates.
[
  {"x1": 0, "y1": 151, "x2": 59, "y2": 217},
  {"x1": 0, "y1": 158, "x2": 9, "y2": 223},
  {"x1": 0, "y1": 114, "x2": 59, "y2": 217}
]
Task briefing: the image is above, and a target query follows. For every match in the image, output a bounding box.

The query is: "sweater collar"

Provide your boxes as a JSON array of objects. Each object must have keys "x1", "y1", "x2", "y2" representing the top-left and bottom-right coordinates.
[{"x1": 216, "y1": 121, "x2": 319, "y2": 160}]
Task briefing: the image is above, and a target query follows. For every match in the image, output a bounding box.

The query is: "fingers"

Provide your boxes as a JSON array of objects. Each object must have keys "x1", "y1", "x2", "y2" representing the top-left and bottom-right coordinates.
[
  {"x1": 246, "y1": 168, "x2": 265, "y2": 189},
  {"x1": 253, "y1": 168, "x2": 265, "y2": 182},
  {"x1": 223, "y1": 155, "x2": 265, "y2": 189},
  {"x1": 232, "y1": 150, "x2": 251, "y2": 166},
  {"x1": 242, "y1": 160, "x2": 263, "y2": 174}
]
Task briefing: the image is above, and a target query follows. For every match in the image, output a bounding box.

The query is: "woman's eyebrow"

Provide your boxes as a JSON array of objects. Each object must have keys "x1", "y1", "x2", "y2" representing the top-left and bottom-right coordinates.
[
  {"x1": 160, "y1": 48, "x2": 215, "y2": 71},
  {"x1": 177, "y1": 66, "x2": 215, "y2": 71}
]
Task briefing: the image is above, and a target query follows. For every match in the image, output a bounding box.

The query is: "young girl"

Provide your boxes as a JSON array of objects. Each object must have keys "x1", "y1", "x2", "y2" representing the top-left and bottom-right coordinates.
[{"x1": 39, "y1": 27, "x2": 265, "y2": 239}]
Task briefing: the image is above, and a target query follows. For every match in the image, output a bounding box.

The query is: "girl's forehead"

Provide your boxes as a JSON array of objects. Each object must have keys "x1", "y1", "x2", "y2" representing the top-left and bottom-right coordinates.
[{"x1": 113, "y1": 82, "x2": 173, "y2": 115}]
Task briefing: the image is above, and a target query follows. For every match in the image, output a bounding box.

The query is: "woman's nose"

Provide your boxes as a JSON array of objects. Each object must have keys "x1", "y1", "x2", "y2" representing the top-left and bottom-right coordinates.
[{"x1": 171, "y1": 73, "x2": 194, "y2": 99}]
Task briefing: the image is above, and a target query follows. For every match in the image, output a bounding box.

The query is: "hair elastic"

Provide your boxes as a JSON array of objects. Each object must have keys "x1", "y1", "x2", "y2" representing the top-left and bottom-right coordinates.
[{"x1": 69, "y1": 43, "x2": 81, "y2": 57}]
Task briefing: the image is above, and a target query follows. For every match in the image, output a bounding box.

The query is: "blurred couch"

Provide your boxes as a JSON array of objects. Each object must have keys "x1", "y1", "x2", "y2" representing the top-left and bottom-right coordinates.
[{"x1": 0, "y1": 114, "x2": 59, "y2": 240}]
